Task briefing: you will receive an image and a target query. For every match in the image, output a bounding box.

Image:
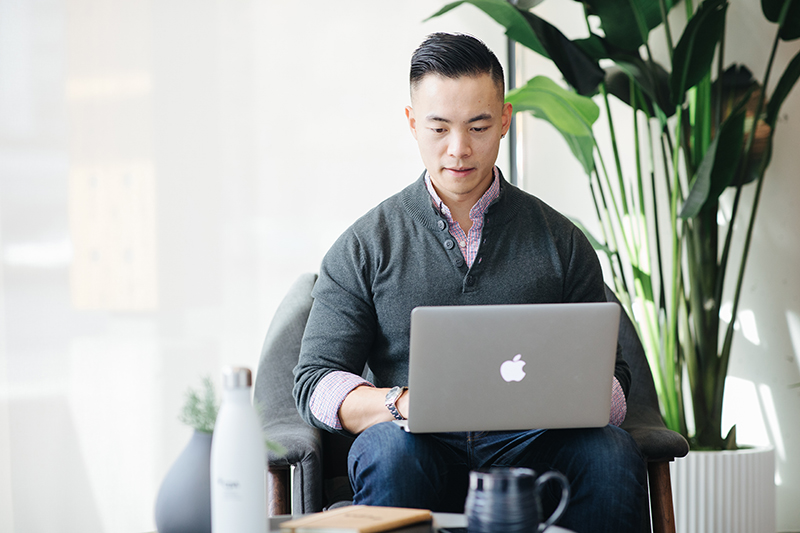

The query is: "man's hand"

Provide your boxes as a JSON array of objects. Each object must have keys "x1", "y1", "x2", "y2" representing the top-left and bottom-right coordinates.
[{"x1": 339, "y1": 385, "x2": 409, "y2": 434}]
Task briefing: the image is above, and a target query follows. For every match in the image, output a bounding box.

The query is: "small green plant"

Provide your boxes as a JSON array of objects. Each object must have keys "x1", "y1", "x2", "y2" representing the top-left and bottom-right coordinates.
[
  {"x1": 178, "y1": 375, "x2": 286, "y2": 456},
  {"x1": 179, "y1": 376, "x2": 219, "y2": 433}
]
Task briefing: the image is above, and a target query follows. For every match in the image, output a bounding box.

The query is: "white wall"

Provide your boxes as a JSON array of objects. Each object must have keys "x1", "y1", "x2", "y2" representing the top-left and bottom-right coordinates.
[
  {"x1": 0, "y1": 1, "x2": 507, "y2": 531},
  {"x1": 519, "y1": 1, "x2": 800, "y2": 531}
]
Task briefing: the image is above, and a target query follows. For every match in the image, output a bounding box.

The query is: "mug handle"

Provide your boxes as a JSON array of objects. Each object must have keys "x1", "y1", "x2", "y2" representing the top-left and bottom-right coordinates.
[{"x1": 534, "y1": 471, "x2": 570, "y2": 532}]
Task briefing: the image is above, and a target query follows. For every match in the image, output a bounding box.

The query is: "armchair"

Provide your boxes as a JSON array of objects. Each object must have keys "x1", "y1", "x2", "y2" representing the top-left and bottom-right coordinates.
[{"x1": 254, "y1": 273, "x2": 689, "y2": 532}]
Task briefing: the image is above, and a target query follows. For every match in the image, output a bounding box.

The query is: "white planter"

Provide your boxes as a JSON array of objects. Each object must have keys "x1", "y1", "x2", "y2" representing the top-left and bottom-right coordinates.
[{"x1": 670, "y1": 446, "x2": 775, "y2": 533}]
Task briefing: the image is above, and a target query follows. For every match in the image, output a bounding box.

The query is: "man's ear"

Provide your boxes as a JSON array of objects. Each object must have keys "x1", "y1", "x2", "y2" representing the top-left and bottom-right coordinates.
[
  {"x1": 501, "y1": 102, "x2": 513, "y2": 137},
  {"x1": 405, "y1": 106, "x2": 418, "y2": 140}
]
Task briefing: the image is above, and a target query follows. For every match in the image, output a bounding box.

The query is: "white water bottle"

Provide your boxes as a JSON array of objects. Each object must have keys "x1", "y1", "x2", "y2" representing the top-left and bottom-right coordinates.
[{"x1": 210, "y1": 366, "x2": 266, "y2": 533}]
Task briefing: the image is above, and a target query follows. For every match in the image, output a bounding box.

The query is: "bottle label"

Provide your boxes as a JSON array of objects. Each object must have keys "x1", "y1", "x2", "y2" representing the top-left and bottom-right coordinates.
[{"x1": 215, "y1": 476, "x2": 244, "y2": 501}]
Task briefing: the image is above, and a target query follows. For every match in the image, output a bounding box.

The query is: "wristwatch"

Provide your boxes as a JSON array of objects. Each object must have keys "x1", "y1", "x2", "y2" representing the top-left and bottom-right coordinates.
[{"x1": 385, "y1": 386, "x2": 408, "y2": 421}]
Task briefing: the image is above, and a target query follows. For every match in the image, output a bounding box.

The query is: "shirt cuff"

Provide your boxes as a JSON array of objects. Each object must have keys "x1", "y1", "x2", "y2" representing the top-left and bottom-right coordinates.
[
  {"x1": 309, "y1": 371, "x2": 374, "y2": 430},
  {"x1": 609, "y1": 376, "x2": 627, "y2": 427}
]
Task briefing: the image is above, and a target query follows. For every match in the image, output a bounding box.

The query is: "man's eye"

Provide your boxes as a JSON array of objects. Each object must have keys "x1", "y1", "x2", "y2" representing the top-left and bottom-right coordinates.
[
  {"x1": 431, "y1": 128, "x2": 446, "y2": 134},
  {"x1": 472, "y1": 127, "x2": 489, "y2": 132}
]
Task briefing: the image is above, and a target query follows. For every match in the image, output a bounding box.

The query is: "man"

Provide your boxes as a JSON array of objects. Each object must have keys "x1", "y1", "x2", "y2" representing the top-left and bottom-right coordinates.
[{"x1": 293, "y1": 33, "x2": 646, "y2": 532}]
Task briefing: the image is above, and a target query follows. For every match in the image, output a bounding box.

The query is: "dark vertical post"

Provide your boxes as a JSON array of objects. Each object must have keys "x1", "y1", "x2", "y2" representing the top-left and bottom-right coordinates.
[{"x1": 507, "y1": 38, "x2": 518, "y2": 186}]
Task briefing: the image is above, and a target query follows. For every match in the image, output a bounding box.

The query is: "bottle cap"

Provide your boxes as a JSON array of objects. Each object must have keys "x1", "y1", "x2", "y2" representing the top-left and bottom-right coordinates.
[{"x1": 221, "y1": 366, "x2": 252, "y2": 390}]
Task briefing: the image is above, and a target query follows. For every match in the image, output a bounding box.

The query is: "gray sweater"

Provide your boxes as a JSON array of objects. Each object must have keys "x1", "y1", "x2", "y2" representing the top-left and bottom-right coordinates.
[{"x1": 293, "y1": 171, "x2": 630, "y2": 435}]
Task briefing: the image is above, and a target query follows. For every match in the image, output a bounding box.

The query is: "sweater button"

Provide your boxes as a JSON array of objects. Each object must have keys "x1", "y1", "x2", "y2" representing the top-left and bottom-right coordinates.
[
  {"x1": 437, "y1": 220, "x2": 447, "y2": 230},
  {"x1": 466, "y1": 275, "x2": 475, "y2": 286},
  {"x1": 444, "y1": 239, "x2": 455, "y2": 250},
  {"x1": 454, "y1": 257, "x2": 464, "y2": 267}
]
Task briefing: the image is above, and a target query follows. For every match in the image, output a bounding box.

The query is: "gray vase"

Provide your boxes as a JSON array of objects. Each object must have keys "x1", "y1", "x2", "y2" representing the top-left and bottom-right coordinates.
[{"x1": 154, "y1": 430, "x2": 212, "y2": 533}]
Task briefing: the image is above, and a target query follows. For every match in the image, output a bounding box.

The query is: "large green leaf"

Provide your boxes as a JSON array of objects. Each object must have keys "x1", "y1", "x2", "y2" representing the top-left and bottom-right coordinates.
[
  {"x1": 679, "y1": 104, "x2": 746, "y2": 218},
  {"x1": 762, "y1": 0, "x2": 800, "y2": 40},
  {"x1": 517, "y1": 10, "x2": 606, "y2": 95},
  {"x1": 426, "y1": 0, "x2": 548, "y2": 57},
  {"x1": 507, "y1": 76, "x2": 599, "y2": 134},
  {"x1": 428, "y1": 1, "x2": 605, "y2": 96},
  {"x1": 515, "y1": 0, "x2": 547, "y2": 8},
  {"x1": 579, "y1": 0, "x2": 675, "y2": 51},
  {"x1": 766, "y1": 48, "x2": 800, "y2": 126},
  {"x1": 670, "y1": 0, "x2": 729, "y2": 106},
  {"x1": 506, "y1": 76, "x2": 599, "y2": 174},
  {"x1": 562, "y1": 132, "x2": 597, "y2": 175},
  {"x1": 606, "y1": 57, "x2": 676, "y2": 118},
  {"x1": 573, "y1": 34, "x2": 609, "y2": 61}
]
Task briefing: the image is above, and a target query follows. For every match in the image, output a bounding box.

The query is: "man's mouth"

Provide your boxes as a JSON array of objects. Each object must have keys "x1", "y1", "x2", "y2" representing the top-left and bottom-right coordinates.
[{"x1": 445, "y1": 167, "x2": 475, "y2": 176}]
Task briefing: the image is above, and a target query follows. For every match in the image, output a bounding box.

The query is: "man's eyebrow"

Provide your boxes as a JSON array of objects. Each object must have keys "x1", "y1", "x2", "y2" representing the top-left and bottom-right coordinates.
[{"x1": 425, "y1": 113, "x2": 493, "y2": 124}]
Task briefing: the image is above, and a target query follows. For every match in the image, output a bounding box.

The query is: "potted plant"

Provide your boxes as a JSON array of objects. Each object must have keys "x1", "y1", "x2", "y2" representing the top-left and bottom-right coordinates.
[
  {"x1": 153, "y1": 376, "x2": 286, "y2": 533},
  {"x1": 429, "y1": 0, "x2": 799, "y2": 530},
  {"x1": 155, "y1": 377, "x2": 219, "y2": 533}
]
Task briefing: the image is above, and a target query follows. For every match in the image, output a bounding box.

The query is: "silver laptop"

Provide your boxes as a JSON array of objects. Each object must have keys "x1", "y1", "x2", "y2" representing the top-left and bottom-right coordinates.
[{"x1": 401, "y1": 302, "x2": 620, "y2": 433}]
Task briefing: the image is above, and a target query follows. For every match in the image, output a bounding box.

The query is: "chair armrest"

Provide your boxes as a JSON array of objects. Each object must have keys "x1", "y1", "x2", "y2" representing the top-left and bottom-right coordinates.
[
  {"x1": 621, "y1": 393, "x2": 689, "y2": 462},
  {"x1": 623, "y1": 423, "x2": 690, "y2": 463},
  {"x1": 265, "y1": 420, "x2": 324, "y2": 515}
]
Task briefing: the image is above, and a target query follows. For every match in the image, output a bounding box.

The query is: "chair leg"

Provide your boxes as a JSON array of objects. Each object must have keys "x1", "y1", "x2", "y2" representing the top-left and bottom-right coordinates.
[
  {"x1": 268, "y1": 465, "x2": 290, "y2": 516},
  {"x1": 648, "y1": 461, "x2": 676, "y2": 533}
]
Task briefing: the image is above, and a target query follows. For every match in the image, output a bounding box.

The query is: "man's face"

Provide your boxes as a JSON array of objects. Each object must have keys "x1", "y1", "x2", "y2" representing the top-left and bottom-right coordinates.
[{"x1": 405, "y1": 73, "x2": 512, "y2": 206}]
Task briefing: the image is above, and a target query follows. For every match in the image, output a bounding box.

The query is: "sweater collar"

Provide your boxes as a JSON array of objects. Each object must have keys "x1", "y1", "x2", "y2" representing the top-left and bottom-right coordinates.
[{"x1": 401, "y1": 168, "x2": 521, "y2": 229}]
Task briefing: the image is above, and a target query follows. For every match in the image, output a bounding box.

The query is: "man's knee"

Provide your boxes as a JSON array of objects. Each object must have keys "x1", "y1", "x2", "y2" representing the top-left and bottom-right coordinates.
[
  {"x1": 347, "y1": 422, "x2": 449, "y2": 509},
  {"x1": 348, "y1": 422, "x2": 428, "y2": 480}
]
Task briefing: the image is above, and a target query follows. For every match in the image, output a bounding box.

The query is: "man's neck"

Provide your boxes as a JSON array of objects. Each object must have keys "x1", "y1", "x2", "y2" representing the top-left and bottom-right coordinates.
[
  {"x1": 439, "y1": 195, "x2": 477, "y2": 232},
  {"x1": 427, "y1": 168, "x2": 498, "y2": 233}
]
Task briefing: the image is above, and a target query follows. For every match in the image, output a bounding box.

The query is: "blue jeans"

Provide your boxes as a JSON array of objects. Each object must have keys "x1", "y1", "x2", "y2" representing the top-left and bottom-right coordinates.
[{"x1": 348, "y1": 422, "x2": 646, "y2": 533}]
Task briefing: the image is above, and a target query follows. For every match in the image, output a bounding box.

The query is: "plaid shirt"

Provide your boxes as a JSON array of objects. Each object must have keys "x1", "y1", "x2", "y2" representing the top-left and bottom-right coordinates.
[
  {"x1": 423, "y1": 167, "x2": 501, "y2": 268},
  {"x1": 308, "y1": 168, "x2": 626, "y2": 429}
]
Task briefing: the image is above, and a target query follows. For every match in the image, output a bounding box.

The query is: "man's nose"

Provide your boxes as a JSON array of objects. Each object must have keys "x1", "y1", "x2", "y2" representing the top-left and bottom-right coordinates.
[{"x1": 447, "y1": 131, "x2": 472, "y2": 159}]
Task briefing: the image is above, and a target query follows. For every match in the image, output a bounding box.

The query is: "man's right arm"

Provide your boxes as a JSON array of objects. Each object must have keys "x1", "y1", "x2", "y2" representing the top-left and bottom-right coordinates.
[
  {"x1": 308, "y1": 370, "x2": 411, "y2": 434},
  {"x1": 339, "y1": 385, "x2": 409, "y2": 434},
  {"x1": 293, "y1": 228, "x2": 409, "y2": 436}
]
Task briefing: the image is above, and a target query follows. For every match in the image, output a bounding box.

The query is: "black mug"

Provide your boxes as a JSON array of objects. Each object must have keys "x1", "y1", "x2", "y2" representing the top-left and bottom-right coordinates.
[{"x1": 465, "y1": 467, "x2": 570, "y2": 533}]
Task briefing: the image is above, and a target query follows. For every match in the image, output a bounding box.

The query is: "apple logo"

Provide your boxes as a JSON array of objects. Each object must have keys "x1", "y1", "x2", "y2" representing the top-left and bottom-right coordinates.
[{"x1": 500, "y1": 354, "x2": 527, "y2": 382}]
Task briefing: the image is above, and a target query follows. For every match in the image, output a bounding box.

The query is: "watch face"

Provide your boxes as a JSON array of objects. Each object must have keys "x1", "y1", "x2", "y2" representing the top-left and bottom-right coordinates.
[
  {"x1": 385, "y1": 387, "x2": 406, "y2": 421},
  {"x1": 387, "y1": 387, "x2": 401, "y2": 401}
]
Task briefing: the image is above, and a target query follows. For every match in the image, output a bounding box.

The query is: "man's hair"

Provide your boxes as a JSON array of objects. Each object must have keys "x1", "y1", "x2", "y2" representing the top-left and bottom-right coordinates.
[{"x1": 410, "y1": 33, "x2": 504, "y2": 97}]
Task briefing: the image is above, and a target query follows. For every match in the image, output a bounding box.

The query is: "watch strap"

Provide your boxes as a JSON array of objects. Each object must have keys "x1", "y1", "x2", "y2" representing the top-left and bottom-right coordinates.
[{"x1": 385, "y1": 386, "x2": 407, "y2": 421}]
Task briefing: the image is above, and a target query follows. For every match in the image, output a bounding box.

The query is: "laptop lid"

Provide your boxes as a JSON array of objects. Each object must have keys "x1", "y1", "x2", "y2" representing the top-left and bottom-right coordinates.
[{"x1": 404, "y1": 302, "x2": 620, "y2": 433}]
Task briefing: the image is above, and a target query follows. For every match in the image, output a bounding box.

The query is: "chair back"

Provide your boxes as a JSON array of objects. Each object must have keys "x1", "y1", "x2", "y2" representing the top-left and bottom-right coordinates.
[{"x1": 254, "y1": 273, "x2": 356, "y2": 512}]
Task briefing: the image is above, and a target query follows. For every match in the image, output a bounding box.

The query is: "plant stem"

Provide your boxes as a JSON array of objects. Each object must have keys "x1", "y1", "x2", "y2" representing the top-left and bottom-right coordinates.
[
  {"x1": 719, "y1": 17, "x2": 786, "y2": 397},
  {"x1": 598, "y1": 84, "x2": 635, "y2": 262},
  {"x1": 664, "y1": 105, "x2": 686, "y2": 432},
  {"x1": 714, "y1": 14, "x2": 727, "y2": 136},
  {"x1": 601, "y1": 84, "x2": 630, "y2": 218},
  {"x1": 717, "y1": 14, "x2": 783, "y2": 309},
  {"x1": 657, "y1": 0, "x2": 675, "y2": 63}
]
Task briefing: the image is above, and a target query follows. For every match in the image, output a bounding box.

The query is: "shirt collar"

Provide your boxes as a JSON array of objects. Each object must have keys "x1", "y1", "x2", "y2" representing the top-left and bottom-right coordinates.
[{"x1": 424, "y1": 167, "x2": 501, "y2": 221}]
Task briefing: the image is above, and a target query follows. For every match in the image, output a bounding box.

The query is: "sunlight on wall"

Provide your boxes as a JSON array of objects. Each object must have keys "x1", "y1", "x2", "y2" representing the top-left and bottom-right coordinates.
[
  {"x1": 787, "y1": 310, "x2": 800, "y2": 377},
  {"x1": 720, "y1": 302, "x2": 762, "y2": 346},
  {"x1": 758, "y1": 384, "x2": 786, "y2": 463},
  {"x1": 722, "y1": 376, "x2": 768, "y2": 445},
  {"x1": 722, "y1": 377, "x2": 785, "y2": 485}
]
